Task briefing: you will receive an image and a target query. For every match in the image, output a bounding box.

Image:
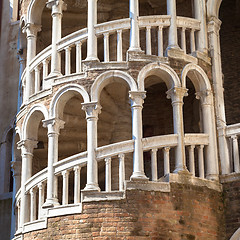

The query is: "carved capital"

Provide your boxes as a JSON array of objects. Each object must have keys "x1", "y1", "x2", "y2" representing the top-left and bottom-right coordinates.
[
  {"x1": 17, "y1": 139, "x2": 38, "y2": 154},
  {"x1": 129, "y1": 91, "x2": 146, "y2": 108},
  {"x1": 47, "y1": 0, "x2": 67, "y2": 14},
  {"x1": 166, "y1": 87, "x2": 188, "y2": 104},
  {"x1": 23, "y1": 23, "x2": 41, "y2": 37},
  {"x1": 82, "y1": 102, "x2": 102, "y2": 120},
  {"x1": 207, "y1": 17, "x2": 222, "y2": 34},
  {"x1": 195, "y1": 90, "x2": 212, "y2": 105},
  {"x1": 42, "y1": 118, "x2": 65, "y2": 135}
]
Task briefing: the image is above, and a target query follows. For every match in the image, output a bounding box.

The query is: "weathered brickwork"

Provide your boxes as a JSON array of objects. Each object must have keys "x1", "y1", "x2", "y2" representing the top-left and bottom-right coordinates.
[
  {"x1": 24, "y1": 183, "x2": 225, "y2": 240},
  {"x1": 223, "y1": 179, "x2": 240, "y2": 239}
]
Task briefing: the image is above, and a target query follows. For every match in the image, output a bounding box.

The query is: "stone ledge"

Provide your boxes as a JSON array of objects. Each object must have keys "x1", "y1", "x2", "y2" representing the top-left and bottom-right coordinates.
[
  {"x1": 162, "y1": 173, "x2": 222, "y2": 192},
  {"x1": 82, "y1": 191, "x2": 125, "y2": 203},
  {"x1": 22, "y1": 219, "x2": 47, "y2": 234},
  {"x1": 47, "y1": 203, "x2": 82, "y2": 218},
  {"x1": 125, "y1": 180, "x2": 171, "y2": 192},
  {"x1": 220, "y1": 172, "x2": 240, "y2": 183}
]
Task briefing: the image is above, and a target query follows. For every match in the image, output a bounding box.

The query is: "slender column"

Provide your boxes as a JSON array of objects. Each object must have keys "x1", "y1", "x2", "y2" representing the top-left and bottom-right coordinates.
[
  {"x1": 76, "y1": 41, "x2": 82, "y2": 73},
  {"x1": 42, "y1": 59, "x2": 49, "y2": 90},
  {"x1": 197, "y1": 145, "x2": 204, "y2": 178},
  {"x1": 105, "y1": 157, "x2": 112, "y2": 192},
  {"x1": 158, "y1": 26, "x2": 163, "y2": 57},
  {"x1": 181, "y1": 27, "x2": 186, "y2": 54},
  {"x1": 146, "y1": 26, "x2": 152, "y2": 55},
  {"x1": 232, "y1": 135, "x2": 240, "y2": 173},
  {"x1": 151, "y1": 148, "x2": 158, "y2": 181},
  {"x1": 194, "y1": 0, "x2": 208, "y2": 53},
  {"x1": 38, "y1": 182, "x2": 45, "y2": 218},
  {"x1": 22, "y1": 24, "x2": 41, "y2": 101},
  {"x1": 163, "y1": 147, "x2": 170, "y2": 176},
  {"x1": 188, "y1": 145, "x2": 195, "y2": 176},
  {"x1": 62, "y1": 170, "x2": 69, "y2": 205},
  {"x1": 42, "y1": 118, "x2": 65, "y2": 207},
  {"x1": 30, "y1": 188, "x2": 37, "y2": 221},
  {"x1": 34, "y1": 67, "x2": 41, "y2": 93},
  {"x1": 86, "y1": 0, "x2": 99, "y2": 61},
  {"x1": 129, "y1": 91, "x2": 148, "y2": 180},
  {"x1": 17, "y1": 139, "x2": 37, "y2": 227},
  {"x1": 47, "y1": 0, "x2": 66, "y2": 77},
  {"x1": 167, "y1": 87, "x2": 188, "y2": 173},
  {"x1": 190, "y1": 29, "x2": 196, "y2": 53},
  {"x1": 208, "y1": 17, "x2": 230, "y2": 174},
  {"x1": 43, "y1": 59, "x2": 49, "y2": 80},
  {"x1": 118, "y1": 154, "x2": 125, "y2": 191},
  {"x1": 196, "y1": 91, "x2": 219, "y2": 180},
  {"x1": 117, "y1": 30, "x2": 123, "y2": 62},
  {"x1": 65, "y1": 46, "x2": 71, "y2": 75},
  {"x1": 129, "y1": 0, "x2": 141, "y2": 51},
  {"x1": 103, "y1": 33, "x2": 110, "y2": 62},
  {"x1": 82, "y1": 102, "x2": 101, "y2": 191},
  {"x1": 167, "y1": 0, "x2": 179, "y2": 49},
  {"x1": 74, "y1": 166, "x2": 81, "y2": 204}
]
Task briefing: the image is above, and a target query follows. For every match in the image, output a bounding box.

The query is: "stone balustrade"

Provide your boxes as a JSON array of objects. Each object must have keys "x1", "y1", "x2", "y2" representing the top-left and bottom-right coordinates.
[
  {"x1": 14, "y1": 133, "x2": 210, "y2": 232},
  {"x1": 226, "y1": 123, "x2": 240, "y2": 174},
  {"x1": 21, "y1": 16, "x2": 201, "y2": 102}
]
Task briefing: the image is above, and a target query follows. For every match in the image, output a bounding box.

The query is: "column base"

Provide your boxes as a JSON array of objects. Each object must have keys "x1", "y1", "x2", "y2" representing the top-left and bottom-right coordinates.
[
  {"x1": 206, "y1": 174, "x2": 219, "y2": 181},
  {"x1": 130, "y1": 172, "x2": 149, "y2": 181},
  {"x1": 42, "y1": 198, "x2": 60, "y2": 209},
  {"x1": 83, "y1": 183, "x2": 100, "y2": 192},
  {"x1": 46, "y1": 71, "x2": 63, "y2": 79},
  {"x1": 173, "y1": 166, "x2": 189, "y2": 175}
]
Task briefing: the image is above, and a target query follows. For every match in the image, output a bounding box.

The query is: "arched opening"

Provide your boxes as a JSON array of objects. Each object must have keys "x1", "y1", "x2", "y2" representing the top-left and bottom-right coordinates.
[
  {"x1": 25, "y1": 111, "x2": 48, "y2": 176},
  {"x1": 176, "y1": 0, "x2": 193, "y2": 18},
  {"x1": 142, "y1": 77, "x2": 173, "y2": 180},
  {"x1": 183, "y1": 78, "x2": 201, "y2": 134},
  {"x1": 53, "y1": 89, "x2": 87, "y2": 204},
  {"x1": 98, "y1": 80, "x2": 132, "y2": 190}
]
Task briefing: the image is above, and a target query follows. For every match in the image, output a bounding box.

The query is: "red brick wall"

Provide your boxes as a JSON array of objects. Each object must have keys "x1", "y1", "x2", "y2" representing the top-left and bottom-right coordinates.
[
  {"x1": 223, "y1": 179, "x2": 240, "y2": 239},
  {"x1": 24, "y1": 183, "x2": 225, "y2": 240}
]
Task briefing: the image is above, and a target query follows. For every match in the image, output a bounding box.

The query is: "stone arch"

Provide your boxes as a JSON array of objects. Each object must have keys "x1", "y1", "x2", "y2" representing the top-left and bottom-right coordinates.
[
  {"x1": 230, "y1": 228, "x2": 240, "y2": 240},
  {"x1": 50, "y1": 84, "x2": 90, "y2": 119},
  {"x1": 91, "y1": 70, "x2": 138, "y2": 102},
  {"x1": 22, "y1": 104, "x2": 48, "y2": 140},
  {"x1": 181, "y1": 63, "x2": 212, "y2": 92},
  {"x1": 207, "y1": 0, "x2": 222, "y2": 18},
  {"x1": 137, "y1": 62, "x2": 181, "y2": 91},
  {"x1": 27, "y1": 0, "x2": 47, "y2": 25}
]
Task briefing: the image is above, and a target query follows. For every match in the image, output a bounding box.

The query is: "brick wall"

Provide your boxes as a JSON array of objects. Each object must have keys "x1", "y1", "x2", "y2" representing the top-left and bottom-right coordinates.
[
  {"x1": 222, "y1": 178, "x2": 240, "y2": 239},
  {"x1": 24, "y1": 183, "x2": 225, "y2": 240}
]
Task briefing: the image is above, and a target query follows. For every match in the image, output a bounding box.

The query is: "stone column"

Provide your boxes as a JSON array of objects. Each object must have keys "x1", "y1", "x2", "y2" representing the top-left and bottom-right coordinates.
[
  {"x1": 86, "y1": 0, "x2": 99, "y2": 61},
  {"x1": 167, "y1": 87, "x2": 188, "y2": 173},
  {"x1": 208, "y1": 17, "x2": 230, "y2": 174},
  {"x1": 17, "y1": 139, "x2": 37, "y2": 227},
  {"x1": 196, "y1": 91, "x2": 219, "y2": 180},
  {"x1": 42, "y1": 118, "x2": 65, "y2": 207},
  {"x1": 166, "y1": 0, "x2": 179, "y2": 49},
  {"x1": 129, "y1": 0, "x2": 141, "y2": 51},
  {"x1": 46, "y1": 0, "x2": 66, "y2": 78},
  {"x1": 22, "y1": 23, "x2": 41, "y2": 101},
  {"x1": 194, "y1": 0, "x2": 208, "y2": 54},
  {"x1": 82, "y1": 102, "x2": 101, "y2": 191},
  {"x1": 129, "y1": 91, "x2": 148, "y2": 180}
]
